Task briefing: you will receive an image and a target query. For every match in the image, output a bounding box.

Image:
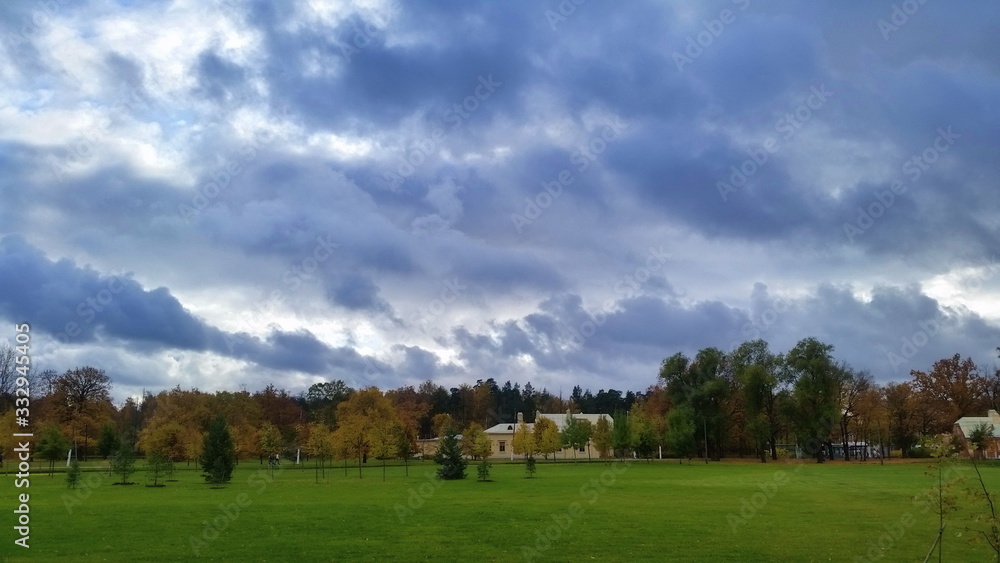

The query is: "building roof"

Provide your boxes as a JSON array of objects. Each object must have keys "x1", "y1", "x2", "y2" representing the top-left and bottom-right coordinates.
[
  {"x1": 484, "y1": 413, "x2": 613, "y2": 434},
  {"x1": 539, "y1": 413, "x2": 612, "y2": 431},
  {"x1": 955, "y1": 417, "x2": 1000, "y2": 438},
  {"x1": 485, "y1": 422, "x2": 525, "y2": 434}
]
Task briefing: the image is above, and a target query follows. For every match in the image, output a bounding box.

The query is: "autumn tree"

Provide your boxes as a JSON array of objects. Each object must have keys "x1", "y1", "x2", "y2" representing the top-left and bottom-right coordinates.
[
  {"x1": 332, "y1": 387, "x2": 399, "y2": 479},
  {"x1": 854, "y1": 384, "x2": 888, "y2": 460},
  {"x1": 910, "y1": 355, "x2": 988, "y2": 434},
  {"x1": 258, "y1": 422, "x2": 283, "y2": 464},
  {"x1": 470, "y1": 379, "x2": 498, "y2": 428},
  {"x1": 213, "y1": 390, "x2": 264, "y2": 461},
  {"x1": 52, "y1": 367, "x2": 114, "y2": 459},
  {"x1": 592, "y1": 416, "x2": 613, "y2": 458},
  {"x1": 138, "y1": 421, "x2": 188, "y2": 462},
  {"x1": 885, "y1": 382, "x2": 919, "y2": 455},
  {"x1": 432, "y1": 413, "x2": 457, "y2": 438},
  {"x1": 305, "y1": 423, "x2": 334, "y2": 482},
  {"x1": 253, "y1": 384, "x2": 304, "y2": 441},
  {"x1": 462, "y1": 422, "x2": 492, "y2": 460},
  {"x1": 138, "y1": 387, "x2": 212, "y2": 464},
  {"x1": 386, "y1": 385, "x2": 429, "y2": 447},
  {"x1": 512, "y1": 420, "x2": 537, "y2": 476},
  {"x1": 836, "y1": 367, "x2": 872, "y2": 461},
  {"x1": 370, "y1": 420, "x2": 402, "y2": 481},
  {"x1": 534, "y1": 416, "x2": 561, "y2": 460},
  {"x1": 396, "y1": 423, "x2": 415, "y2": 476}
]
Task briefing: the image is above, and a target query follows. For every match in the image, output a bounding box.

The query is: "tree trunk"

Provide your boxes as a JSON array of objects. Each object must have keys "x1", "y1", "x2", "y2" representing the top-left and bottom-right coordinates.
[{"x1": 840, "y1": 419, "x2": 849, "y2": 461}]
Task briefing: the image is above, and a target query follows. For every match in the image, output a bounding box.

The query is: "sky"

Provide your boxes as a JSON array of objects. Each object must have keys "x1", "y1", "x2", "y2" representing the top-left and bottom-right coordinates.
[{"x1": 1, "y1": 0, "x2": 999, "y2": 403}]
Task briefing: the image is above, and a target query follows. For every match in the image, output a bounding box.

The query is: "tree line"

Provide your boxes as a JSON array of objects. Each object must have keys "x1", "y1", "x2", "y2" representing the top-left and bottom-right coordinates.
[{"x1": 2, "y1": 337, "x2": 998, "y2": 471}]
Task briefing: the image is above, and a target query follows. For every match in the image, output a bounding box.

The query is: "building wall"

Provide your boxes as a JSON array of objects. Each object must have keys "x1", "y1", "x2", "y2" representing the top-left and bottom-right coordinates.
[
  {"x1": 953, "y1": 425, "x2": 1000, "y2": 459},
  {"x1": 486, "y1": 433, "x2": 602, "y2": 460}
]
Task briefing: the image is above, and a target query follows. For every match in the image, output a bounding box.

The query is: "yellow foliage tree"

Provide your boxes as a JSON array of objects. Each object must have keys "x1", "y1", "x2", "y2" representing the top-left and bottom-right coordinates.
[
  {"x1": 512, "y1": 421, "x2": 537, "y2": 459},
  {"x1": 462, "y1": 422, "x2": 493, "y2": 459},
  {"x1": 592, "y1": 416, "x2": 613, "y2": 458},
  {"x1": 534, "y1": 416, "x2": 561, "y2": 460},
  {"x1": 258, "y1": 422, "x2": 282, "y2": 463},
  {"x1": 138, "y1": 421, "x2": 187, "y2": 461},
  {"x1": 331, "y1": 387, "x2": 399, "y2": 478}
]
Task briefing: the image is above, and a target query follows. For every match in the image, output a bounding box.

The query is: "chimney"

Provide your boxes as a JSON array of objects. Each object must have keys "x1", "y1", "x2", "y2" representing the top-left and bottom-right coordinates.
[
  {"x1": 517, "y1": 412, "x2": 523, "y2": 424},
  {"x1": 990, "y1": 409, "x2": 1000, "y2": 423}
]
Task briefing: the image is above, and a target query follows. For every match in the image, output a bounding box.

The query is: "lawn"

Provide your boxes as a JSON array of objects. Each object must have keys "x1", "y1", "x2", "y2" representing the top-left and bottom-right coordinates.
[{"x1": 2, "y1": 457, "x2": 999, "y2": 562}]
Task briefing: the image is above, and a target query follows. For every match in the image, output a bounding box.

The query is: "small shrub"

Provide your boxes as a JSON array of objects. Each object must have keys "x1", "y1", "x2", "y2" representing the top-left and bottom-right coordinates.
[
  {"x1": 66, "y1": 460, "x2": 82, "y2": 489},
  {"x1": 525, "y1": 456, "x2": 536, "y2": 478},
  {"x1": 477, "y1": 460, "x2": 492, "y2": 481},
  {"x1": 775, "y1": 448, "x2": 791, "y2": 461}
]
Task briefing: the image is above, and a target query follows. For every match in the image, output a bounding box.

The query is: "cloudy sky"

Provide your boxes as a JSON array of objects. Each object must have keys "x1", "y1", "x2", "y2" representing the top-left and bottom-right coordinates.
[{"x1": 1, "y1": 0, "x2": 998, "y2": 402}]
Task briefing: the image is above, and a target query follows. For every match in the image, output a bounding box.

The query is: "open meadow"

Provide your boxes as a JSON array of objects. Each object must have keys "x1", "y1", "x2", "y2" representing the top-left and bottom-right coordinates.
[{"x1": 3, "y1": 457, "x2": 1000, "y2": 562}]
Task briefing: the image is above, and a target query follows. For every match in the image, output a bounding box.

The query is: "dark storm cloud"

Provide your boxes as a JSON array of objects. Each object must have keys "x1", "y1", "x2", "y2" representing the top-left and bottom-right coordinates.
[
  {"x1": 0, "y1": 235, "x2": 394, "y2": 378},
  {"x1": 0, "y1": 234, "x2": 212, "y2": 349},
  {"x1": 324, "y1": 273, "x2": 396, "y2": 317}
]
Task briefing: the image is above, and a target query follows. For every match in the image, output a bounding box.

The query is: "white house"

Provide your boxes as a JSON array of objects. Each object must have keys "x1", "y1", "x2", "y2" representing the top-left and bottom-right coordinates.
[{"x1": 484, "y1": 411, "x2": 613, "y2": 460}]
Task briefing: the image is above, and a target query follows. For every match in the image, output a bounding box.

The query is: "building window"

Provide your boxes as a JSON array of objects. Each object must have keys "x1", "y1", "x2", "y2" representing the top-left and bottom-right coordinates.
[
  {"x1": 499, "y1": 441, "x2": 506, "y2": 452},
  {"x1": 579, "y1": 446, "x2": 586, "y2": 452}
]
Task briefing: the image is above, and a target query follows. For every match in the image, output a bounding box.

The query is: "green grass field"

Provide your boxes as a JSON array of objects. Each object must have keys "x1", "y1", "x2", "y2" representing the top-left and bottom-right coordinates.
[{"x1": 2, "y1": 457, "x2": 999, "y2": 562}]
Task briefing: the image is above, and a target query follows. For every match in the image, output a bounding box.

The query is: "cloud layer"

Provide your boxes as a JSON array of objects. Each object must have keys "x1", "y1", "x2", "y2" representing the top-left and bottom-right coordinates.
[{"x1": 1, "y1": 0, "x2": 998, "y2": 400}]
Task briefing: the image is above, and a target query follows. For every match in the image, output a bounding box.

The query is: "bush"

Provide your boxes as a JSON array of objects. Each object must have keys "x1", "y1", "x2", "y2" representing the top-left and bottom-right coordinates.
[
  {"x1": 525, "y1": 456, "x2": 537, "y2": 478},
  {"x1": 775, "y1": 448, "x2": 791, "y2": 461}
]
